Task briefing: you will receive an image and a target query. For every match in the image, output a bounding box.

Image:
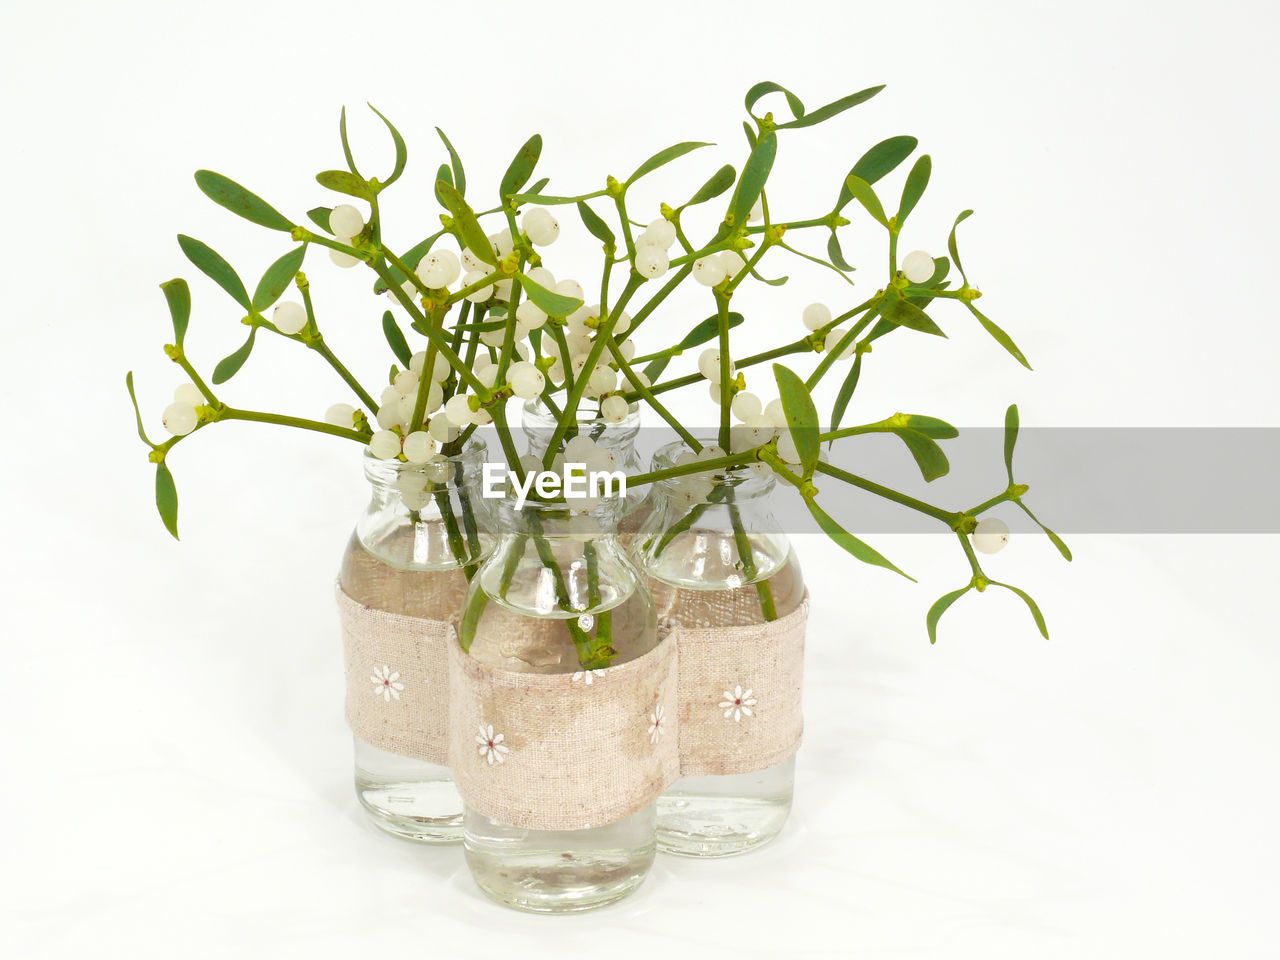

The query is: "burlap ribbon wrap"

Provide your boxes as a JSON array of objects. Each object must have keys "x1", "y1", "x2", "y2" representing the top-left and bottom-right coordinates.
[
  {"x1": 447, "y1": 637, "x2": 680, "y2": 831},
  {"x1": 671, "y1": 593, "x2": 809, "y2": 777},
  {"x1": 336, "y1": 586, "x2": 809, "y2": 829},
  {"x1": 336, "y1": 585, "x2": 453, "y2": 765}
]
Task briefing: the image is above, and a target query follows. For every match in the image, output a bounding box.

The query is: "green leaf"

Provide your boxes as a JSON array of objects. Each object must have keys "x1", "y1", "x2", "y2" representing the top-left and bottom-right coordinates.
[
  {"x1": 1003, "y1": 403, "x2": 1019, "y2": 481},
  {"x1": 382, "y1": 310, "x2": 412, "y2": 366},
  {"x1": 193, "y1": 170, "x2": 294, "y2": 232},
  {"x1": 829, "y1": 352, "x2": 863, "y2": 436},
  {"x1": 772, "y1": 363, "x2": 819, "y2": 476},
  {"x1": 159, "y1": 278, "x2": 190, "y2": 345},
  {"x1": 640, "y1": 312, "x2": 745, "y2": 382},
  {"x1": 367, "y1": 104, "x2": 406, "y2": 189},
  {"x1": 775, "y1": 85, "x2": 883, "y2": 130},
  {"x1": 682, "y1": 164, "x2": 736, "y2": 209},
  {"x1": 516, "y1": 272, "x2": 581, "y2": 317},
  {"x1": 843, "y1": 175, "x2": 888, "y2": 227},
  {"x1": 836, "y1": 136, "x2": 918, "y2": 211},
  {"x1": 251, "y1": 246, "x2": 305, "y2": 312},
  {"x1": 626, "y1": 141, "x2": 713, "y2": 187},
  {"x1": 948, "y1": 209, "x2": 974, "y2": 284},
  {"x1": 897, "y1": 154, "x2": 931, "y2": 224},
  {"x1": 902, "y1": 414, "x2": 959, "y2": 439},
  {"x1": 576, "y1": 201, "x2": 615, "y2": 246},
  {"x1": 177, "y1": 235, "x2": 250, "y2": 310},
  {"x1": 968, "y1": 302, "x2": 1031, "y2": 369},
  {"x1": 924, "y1": 256, "x2": 950, "y2": 286},
  {"x1": 155, "y1": 461, "x2": 179, "y2": 540},
  {"x1": 805, "y1": 497, "x2": 913, "y2": 580},
  {"x1": 435, "y1": 180, "x2": 495, "y2": 266},
  {"x1": 892, "y1": 428, "x2": 950, "y2": 482},
  {"x1": 125, "y1": 371, "x2": 155, "y2": 447},
  {"x1": 434, "y1": 163, "x2": 454, "y2": 209},
  {"x1": 827, "y1": 232, "x2": 853, "y2": 271},
  {"x1": 501, "y1": 133, "x2": 542, "y2": 198},
  {"x1": 316, "y1": 169, "x2": 374, "y2": 201},
  {"x1": 990, "y1": 581, "x2": 1050, "y2": 639},
  {"x1": 212, "y1": 327, "x2": 256, "y2": 384},
  {"x1": 436, "y1": 128, "x2": 466, "y2": 197},
  {"x1": 730, "y1": 132, "x2": 777, "y2": 225},
  {"x1": 927, "y1": 586, "x2": 970, "y2": 644},
  {"x1": 745, "y1": 81, "x2": 805, "y2": 120},
  {"x1": 339, "y1": 105, "x2": 360, "y2": 176},
  {"x1": 878, "y1": 296, "x2": 946, "y2": 337},
  {"x1": 306, "y1": 207, "x2": 332, "y2": 232},
  {"x1": 1017, "y1": 501, "x2": 1073, "y2": 562}
]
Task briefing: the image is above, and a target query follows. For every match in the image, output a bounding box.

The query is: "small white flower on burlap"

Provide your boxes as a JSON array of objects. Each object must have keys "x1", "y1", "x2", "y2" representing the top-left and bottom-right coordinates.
[
  {"x1": 572, "y1": 668, "x2": 607, "y2": 685},
  {"x1": 648, "y1": 704, "x2": 665, "y2": 744},
  {"x1": 719, "y1": 685, "x2": 757, "y2": 722},
  {"x1": 476, "y1": 724, "x2": 509, "y2": 765},
  {"x1": 371, "y1": 665, "x2": 404, "y2": 702}
]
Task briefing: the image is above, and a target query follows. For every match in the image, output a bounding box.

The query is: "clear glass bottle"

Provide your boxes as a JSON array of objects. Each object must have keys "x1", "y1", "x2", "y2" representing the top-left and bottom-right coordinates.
[
  {"x1": 339, "y1": 441, "x2": 489, "y2": 843},
  {"x1": 521, "y1": 398, "x2": 651, "y2": 542},
  {"x1": 636, "y1": 439, "x2": 805, "y2": 857},
  {"x1": 458, "y1": 493, "x2": 659, "y2": 912}
]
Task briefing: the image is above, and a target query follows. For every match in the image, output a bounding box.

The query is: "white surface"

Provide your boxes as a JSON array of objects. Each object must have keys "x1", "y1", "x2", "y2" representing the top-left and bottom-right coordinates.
[{"x1": 2, "y1": 0, "x2": 1279, "y2": 957}]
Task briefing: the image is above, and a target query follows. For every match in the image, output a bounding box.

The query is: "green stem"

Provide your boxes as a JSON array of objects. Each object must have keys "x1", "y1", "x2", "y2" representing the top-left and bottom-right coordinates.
[
  {"x1": 601, "y1": 335, "x2": 702, "y2": 452},
  {"x1": 216, "y1": 406, "x2": 368, "y2": 443},
  {"x1": 310, "y1": 337, "x2": 379, "y2": 413},
  {"x1": 813, "y1": 461, "x2": 959, "y2": 525}
]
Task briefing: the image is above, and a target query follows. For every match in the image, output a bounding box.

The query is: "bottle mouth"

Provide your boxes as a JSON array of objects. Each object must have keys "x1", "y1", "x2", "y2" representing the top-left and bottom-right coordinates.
[
  {"x1": 649, "y1": 437, "x2": 775, "y2": 494},
  {"x1": 521, "y1": 397, "x2": 641, "y2": 441},
  {"x1": 485, "y1": 489, "x2": 626, "y2": 536},
  {"x1": 362, "y1": 436, "x2": 489, "y2": 486}
]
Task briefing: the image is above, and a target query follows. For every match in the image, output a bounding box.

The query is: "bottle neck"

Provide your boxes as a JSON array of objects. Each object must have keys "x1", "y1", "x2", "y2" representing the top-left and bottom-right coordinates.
[{"x1": 357, "y1": 441, "x2": 489, "y2": 570}]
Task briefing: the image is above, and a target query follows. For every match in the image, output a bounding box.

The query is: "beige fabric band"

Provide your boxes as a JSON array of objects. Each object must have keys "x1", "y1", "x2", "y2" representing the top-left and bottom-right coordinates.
[
  {"x1": 336, "y1": 586, "x2": 808, "y2": 827},
  {"x1": 336, "y1": 584, "x2": 452, "y2": 765},
  {"x1": 671, "y1": 593, "x2": 808, "y2": 777},
  {"x1": 446, "y1": 636, "x2": 680, "y2": 831}
]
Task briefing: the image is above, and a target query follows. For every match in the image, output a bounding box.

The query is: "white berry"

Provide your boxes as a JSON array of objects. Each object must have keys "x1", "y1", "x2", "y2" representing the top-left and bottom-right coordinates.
[
  {"x1": 802, "y1": 302, "x2": 832, "y2": 331},
  {"x1": 902, "y1": 250, "x2": 936, "y2": 284},
  {"x1": 731, "y1": 391, "x2": 762, "y2": 422},
  {"x1": 444, "y1": 393, "x2": 473, "y2": 426},
  {"x1": 973, "y1": 517, "x2": 1011, "y2": 554},
  {"x1": 516, "y1": 300, "x2": 548, "y2": 330},
  {"x1": 461, "y1": 248, "x2": 485, "y2": 272},
  {"x1": 564, "y1": 434, "x2": 597, "y2": 464},
  {"x1": 634, "y1": 244, "x2": 669, "y2": 279},
  {"x1": 173, "y1": 382, "x2": 203, "y2": 405},
  {"x1": 639, "y1": 218, "x2": 676, "y2": 249},
  {"x1": 417, "y1": 248, "x2": 461, "y2": 288},
  {"x1": 748, "y1": 197, "x2": 764, "y2": 223},
  {"x1": 764, "y1": 398, "x2": 788, "y2": 429},
  {"x1": 376, "y1": 403, "x2": 402, "y2": 431},
  {"x1": 368, "y1": 430, "x2": 402, "y2": 460},
  {"x1": 394, "y1": 369, "x2": 419, "y2": 396},
  {"x1": 718, "y1": 250, "x2": 747, "y2": 280},
  {"x1": 329, "y1": 247, "x2": 360, "y2": 269},
  {"x1": 329, "y1": 204, "x2": 364, "y2": 239},
  {"x1": 402, "y1": 431, "x2": 436, "y2": 464},
  {"x1": 555, "y1": 278, "x2": 585, "y2": 302},
  {"x1": 776, "y1": 431, "x2": 801, "y2": 464},
  {"x1": 509, "y1": 361, "x2": 545, "y2": 400},
  {"x1": 489, "y1": 229, "x2": 514, "y2": 258},
  {"x1": 527, "y1": 266, "x2": 556, "y2": 289},
  {"x1": 427, "y1": 416, "x2": 457, "y2": 443},
  {"x1": 162, "y1": 402, "x2": 197, "y2": 437},
  {"x1": 601, "y1": 395, "x2": 630, "y2": 423},
  {"x1": 523, "y1": 207, "x2": 561, "y2": 246},
  {"x1": 693, "y1": 255, "x2": 728, "y2": 287},
  {"x1": 325, "y1": 402, "x2": 355, "y2": 427},
  {"x1": 697, "y1": 348, "x2": 733, "y2": 383},
  {"x1": 273, "y1": 301, "x2": 307, "y2": 335}
]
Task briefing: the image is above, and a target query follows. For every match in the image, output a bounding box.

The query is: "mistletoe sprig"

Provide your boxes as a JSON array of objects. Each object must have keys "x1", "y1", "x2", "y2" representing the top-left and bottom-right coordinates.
[{"x1": 126, "y1": 81, "x2": 1069, "y2": 651}]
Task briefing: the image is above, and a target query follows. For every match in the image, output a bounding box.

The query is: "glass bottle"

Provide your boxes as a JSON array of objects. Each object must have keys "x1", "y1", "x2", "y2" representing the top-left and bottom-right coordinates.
[
  {"x1": 338, "y1": 441, "x2": 489, "y2": 843},
  {"x1": 457, "y1": 493, "x2": 659, "y2": 912},
  {"x1": 521, "y1": 398, "x2": 651, "y2": 542},
  {"x1": 636, "y1": 439, "x2": 805, "y2": 857}
]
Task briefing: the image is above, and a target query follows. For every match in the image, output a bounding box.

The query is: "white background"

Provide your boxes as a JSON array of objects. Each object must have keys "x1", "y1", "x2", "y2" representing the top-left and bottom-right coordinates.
[{"x1": 2, "y1": 1, "x2": 1278, "y2": 957}]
